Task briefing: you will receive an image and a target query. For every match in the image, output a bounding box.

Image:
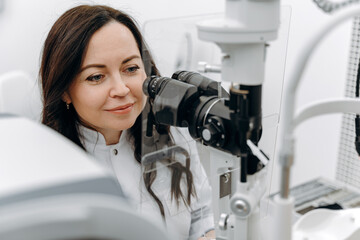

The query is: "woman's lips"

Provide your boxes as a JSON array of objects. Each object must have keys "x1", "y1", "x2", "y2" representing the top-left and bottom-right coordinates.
[{"x1": 106, "y1": 104, "x2": 134, "y2": 114}]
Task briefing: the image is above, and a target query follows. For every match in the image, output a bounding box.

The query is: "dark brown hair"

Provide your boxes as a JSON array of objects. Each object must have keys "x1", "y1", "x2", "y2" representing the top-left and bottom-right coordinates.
[{"x1": 39, "y1": 4, "x2": 195, "y2": 218}]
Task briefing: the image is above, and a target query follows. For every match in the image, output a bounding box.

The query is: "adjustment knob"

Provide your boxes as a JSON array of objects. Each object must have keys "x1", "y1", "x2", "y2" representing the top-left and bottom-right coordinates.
[
  {"x1": 200, "y1": 117, "x2": 225, "y2": 147},
  {"x1": 201, "y1": 122, "x2": 220, "y2": 143}
]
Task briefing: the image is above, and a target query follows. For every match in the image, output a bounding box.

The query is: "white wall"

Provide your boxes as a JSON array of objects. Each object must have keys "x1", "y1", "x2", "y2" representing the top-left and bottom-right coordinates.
[
  {"x1": 0, "y1": 0, "x2": 223, "y2": 77},
  {"x1": 0, "y1": 0, "x2": 354, "y2": 192}
]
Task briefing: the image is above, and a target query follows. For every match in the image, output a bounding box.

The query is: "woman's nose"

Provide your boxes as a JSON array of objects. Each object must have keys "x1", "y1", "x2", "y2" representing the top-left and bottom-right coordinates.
[{"x1": 109, "y1": 74, "x2": 130, "y2": 97}]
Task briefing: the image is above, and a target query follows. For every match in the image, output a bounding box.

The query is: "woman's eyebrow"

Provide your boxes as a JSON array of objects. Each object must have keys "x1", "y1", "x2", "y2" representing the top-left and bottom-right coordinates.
[
  {"x1": 122, "y1": 55, "x2": 141, "y2": 64},
  {"x1": 79, "y1": 55, "x2": 141, "y2": 73},
  {"x1": 79, "y1": 64, "x2": 105, "y2": 73}
]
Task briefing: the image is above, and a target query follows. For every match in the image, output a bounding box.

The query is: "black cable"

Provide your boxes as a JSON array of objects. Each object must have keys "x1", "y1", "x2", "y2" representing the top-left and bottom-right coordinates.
[
  {"x1": 354, "y1": 54, "x2": 360, "y2": 156},
  {"x1": 356, "y1": 55, "x2": 360, "y2": 98}
]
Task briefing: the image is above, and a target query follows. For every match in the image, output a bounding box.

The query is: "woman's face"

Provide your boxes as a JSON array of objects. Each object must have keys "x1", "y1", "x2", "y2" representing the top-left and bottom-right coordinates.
[{"x1": 63, "y1": 21, "x2": 147, "y2": 144}]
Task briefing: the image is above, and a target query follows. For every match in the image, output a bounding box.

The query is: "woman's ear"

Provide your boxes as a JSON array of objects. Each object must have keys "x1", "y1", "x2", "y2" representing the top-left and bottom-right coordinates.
[{"x1": 62, "y1": 92, "x2": 71, "y2": 104}]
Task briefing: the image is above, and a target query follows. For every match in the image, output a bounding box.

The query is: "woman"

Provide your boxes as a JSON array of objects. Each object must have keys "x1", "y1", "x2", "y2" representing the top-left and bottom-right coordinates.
[{"x1": 40, "y1": 4, "x2": 214, "y2": 240}]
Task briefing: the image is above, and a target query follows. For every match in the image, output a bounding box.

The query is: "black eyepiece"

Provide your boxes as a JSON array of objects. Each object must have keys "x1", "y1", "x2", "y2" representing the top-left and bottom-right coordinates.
[
  {"x1": 143, "y1": 76, "x2": 172, "y2": 99},
  {"x1": 172, "y1": 70, "x2": 227, "y2": 97}
]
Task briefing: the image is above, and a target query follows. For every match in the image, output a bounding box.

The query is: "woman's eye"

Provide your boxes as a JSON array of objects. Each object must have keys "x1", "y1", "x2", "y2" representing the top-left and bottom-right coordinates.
[
  {"x1": 125, "y1": 66, "x2": 140, "y2": 74},
  {"x1": 86, "y1": 74, "x2": 104, "y2": 82}
]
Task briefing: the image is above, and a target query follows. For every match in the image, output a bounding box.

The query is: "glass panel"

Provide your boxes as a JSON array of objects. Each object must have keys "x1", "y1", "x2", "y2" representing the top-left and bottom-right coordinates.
[{"x1": 141, "y1": 128, "x2": 214, "y2": 240}]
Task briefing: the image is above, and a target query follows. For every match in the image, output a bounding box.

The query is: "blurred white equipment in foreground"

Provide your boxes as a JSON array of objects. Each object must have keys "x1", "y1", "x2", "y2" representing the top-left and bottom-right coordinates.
[
  {"x1": 293, "y1": 208, "x2": 360, "y2": 239},
  {"x1": 0, "y1": 115, "x2": 172, "y2": 240},
  {"x1": 0, "y1": 71, "x2": 41, "y2": 121},
  {"x1": 273, "y1": 4, "x2": 360, "y2": 240}
]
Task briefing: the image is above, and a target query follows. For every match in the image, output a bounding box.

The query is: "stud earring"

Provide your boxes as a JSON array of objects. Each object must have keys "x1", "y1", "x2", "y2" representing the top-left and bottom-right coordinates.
[{"x1": 66, "y1": 103, "x2": 70, "y2": 110}]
